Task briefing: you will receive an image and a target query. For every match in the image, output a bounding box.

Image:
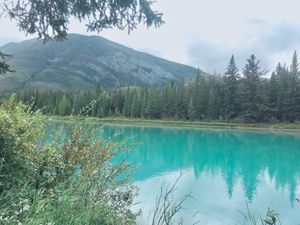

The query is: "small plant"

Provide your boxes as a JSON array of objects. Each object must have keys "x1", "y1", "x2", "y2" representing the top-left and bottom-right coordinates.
[
  {"x1": 149, "y1": 174, "x2": 199, "y2": 225},
  {"x1": 239, "y1": 202, "x2": 281, "y2": 225},
  {"x1": 261, "y1": 208, "x2": 280, "y2": 225}
]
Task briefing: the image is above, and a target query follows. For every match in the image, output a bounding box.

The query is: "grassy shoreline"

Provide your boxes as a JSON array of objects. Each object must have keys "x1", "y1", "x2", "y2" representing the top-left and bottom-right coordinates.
[{"x1": 46, "y1": 116, "x2": 300, "y2": 132}]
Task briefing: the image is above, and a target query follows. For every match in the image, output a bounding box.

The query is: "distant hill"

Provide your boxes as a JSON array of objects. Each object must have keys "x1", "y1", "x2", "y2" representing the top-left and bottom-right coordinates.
[{"x1": 0, "y1": 34, "x2": 203, "y2": 92}]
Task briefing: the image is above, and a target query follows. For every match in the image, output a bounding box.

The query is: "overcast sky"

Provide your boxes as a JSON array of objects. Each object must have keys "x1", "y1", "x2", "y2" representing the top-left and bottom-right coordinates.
[{"x1": 1, "y1": 0, "x2": 300, "y2": 74}]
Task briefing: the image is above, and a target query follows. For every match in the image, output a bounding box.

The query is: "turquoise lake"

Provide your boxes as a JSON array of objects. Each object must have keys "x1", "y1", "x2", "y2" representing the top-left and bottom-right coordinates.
[{"x1": 47, "y1": 122, "x2": 300, "y2": 225}]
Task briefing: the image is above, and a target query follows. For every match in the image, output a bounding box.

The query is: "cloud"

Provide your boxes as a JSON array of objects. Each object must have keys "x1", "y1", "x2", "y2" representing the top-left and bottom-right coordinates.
[
  {"x1": 259, "y1": 23, "x2": 300, "y2": 51},
  {"x1": 186, "y1": 21, "x2": 300, "y2": 74},
  {"x1": 186, "y1": 39, "x2": 227, "y2": 73}
]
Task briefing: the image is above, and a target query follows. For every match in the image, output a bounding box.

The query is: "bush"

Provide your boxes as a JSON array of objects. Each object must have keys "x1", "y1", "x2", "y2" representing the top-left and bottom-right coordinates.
[
  {"x1": 0, "y1": 100, "x2": 137, "y2": 225},
  {"x1": 0, "y1": 100, "x2": 43, "y2": 193}
]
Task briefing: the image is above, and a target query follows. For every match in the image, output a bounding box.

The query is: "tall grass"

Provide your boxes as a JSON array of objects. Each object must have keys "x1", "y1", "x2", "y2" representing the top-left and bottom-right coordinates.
[{"x1": 239, "y1": 202, "x2": 281, "y2": 225}]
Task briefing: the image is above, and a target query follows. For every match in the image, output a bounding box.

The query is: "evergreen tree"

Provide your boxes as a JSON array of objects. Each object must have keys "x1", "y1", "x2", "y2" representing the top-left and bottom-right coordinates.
[
  {"x1": 142, "y1": 87, "x2": 148, "y2": 118},
  {"x1": 268, "y1": 72, "x2": 279, "y2": 119},
  {"x1": 223, "y1": 55, "x2": 239, "y2": 120},
  {"x1": 97, "y1": 95, "x2": 105, "y2": 118},
  {"x1": 240, "y1": 54, "x2": 266, "y2": 122},
  {"x1": 288, "y1": 51, "x2": 300, "y2": 121},
  {"x1": 191, "y1": 74, "x2": 208, "y2": 119},
  {"x1": 176, "y1": 80, "x2": 188, "y2": 119},
  {"x1": 58, "y1": 94, "x2": 71, "y2": 116},
  {"x1": 123, "y1": 88, "x2": 133, "y2": 117},
  {"x1": 290, "y1": 51, "x2": 299, "y2": 79},
  {"x1": 188, "y1": 97, "x2": 196, "y2": 120},
  {"x1": 112, "y1": 89, "x2": 124, "y2": 116},
  {"x1": 146, "y1": 88, "x2": 161, "y2": 119},
  {"x1": 131, "y1": 90, "x2": 141, "y2": 118},
  {"x1": 207, "y1": 86, "x2": 221, "y2": 120},
  {"x1": 161, "y1": 81, "x2": 176, "y2": 118},
  {"x1": 277, "y1": 63, "x2": 290, "y2": 121}
]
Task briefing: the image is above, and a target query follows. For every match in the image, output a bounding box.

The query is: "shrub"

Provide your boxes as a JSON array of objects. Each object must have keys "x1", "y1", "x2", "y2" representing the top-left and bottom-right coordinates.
[
  {"x1": 0, "y1": 100, "x2": 43, "y2": 193},
  {"x1": 0, "y1": 100, "x2": 137, "y2": 225}
]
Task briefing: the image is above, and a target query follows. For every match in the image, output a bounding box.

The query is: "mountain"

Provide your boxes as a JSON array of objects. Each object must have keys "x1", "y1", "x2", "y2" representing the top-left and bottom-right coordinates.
[{"x1": 0, "y1": 34, "x2": 202, "y2": 92}]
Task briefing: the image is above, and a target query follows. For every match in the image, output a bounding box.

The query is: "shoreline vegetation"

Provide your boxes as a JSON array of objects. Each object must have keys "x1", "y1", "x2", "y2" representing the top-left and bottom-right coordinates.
[
  {"x1": 12, "y1": 53, "x2": 300, "y2": 128},
  {"x1": 47, "y1": 116, "x2": 300, "y2": 132},
  {"x1": 0, "y1": 101, "x2": 138, "y2": 224}
]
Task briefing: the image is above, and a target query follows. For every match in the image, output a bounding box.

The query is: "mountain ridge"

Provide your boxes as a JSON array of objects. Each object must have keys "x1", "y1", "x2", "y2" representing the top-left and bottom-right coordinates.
[{"x1": 0, "y1": 33, "x2": 204, "y2": 92}]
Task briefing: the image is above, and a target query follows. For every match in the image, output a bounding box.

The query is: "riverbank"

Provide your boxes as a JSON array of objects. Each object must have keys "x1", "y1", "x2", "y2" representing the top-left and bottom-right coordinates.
[{"x1": 47, "y1": 116, "x2": 300, "y2": 132}]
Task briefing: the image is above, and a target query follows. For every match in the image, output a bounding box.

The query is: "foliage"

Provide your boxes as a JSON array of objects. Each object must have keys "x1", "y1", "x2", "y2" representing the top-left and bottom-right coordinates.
[
  {"x1": 0, "y1": 52, "x2": 14, "y2": 74},
  {"x1": 239, "y1": 202, "x2": 281, "y2": 225},
  {"x1": 0, "y1": 100, "x2": 43, "y2": 193},
  {"x1": 1, "y1": 0, "x2": 163, "y2": 41},
  {"x1": 14, "y1": 53, "x2": 300, "y2": 123},
  {"x1": 223, "y1": 55, "x2": 239, "y2": 119},
  {"x1": 150, "y1": 175, "x2": 195, "y2": 225},
  {"x1": 0, "y1": 100, "x2": 137, "y2": 224},
  {"x1": 239, "y1": 55, "x2": 268, "y2": 122}
]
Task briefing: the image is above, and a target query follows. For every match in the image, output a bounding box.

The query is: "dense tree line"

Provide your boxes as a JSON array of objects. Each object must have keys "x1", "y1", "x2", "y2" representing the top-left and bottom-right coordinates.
[{"x1": 15, "y1": 53, "x2": 300, "y2": 122}]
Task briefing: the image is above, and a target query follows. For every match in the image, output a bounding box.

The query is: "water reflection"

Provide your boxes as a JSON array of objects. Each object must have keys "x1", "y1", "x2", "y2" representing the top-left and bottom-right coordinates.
[{"x1": 46, "y1": 122, "x2": 300, "y2": 224}]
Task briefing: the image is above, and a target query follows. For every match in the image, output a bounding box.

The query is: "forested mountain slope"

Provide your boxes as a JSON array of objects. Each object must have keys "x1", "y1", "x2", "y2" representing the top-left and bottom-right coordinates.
[{"x1": 0, "y1": 34, "x2": 200, "y2": 92}]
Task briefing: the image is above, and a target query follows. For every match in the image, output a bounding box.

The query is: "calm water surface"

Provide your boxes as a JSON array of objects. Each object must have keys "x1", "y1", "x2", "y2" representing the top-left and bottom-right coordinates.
[{"x1": 47, "y1": 122, "x2": 300, "y2": 225}]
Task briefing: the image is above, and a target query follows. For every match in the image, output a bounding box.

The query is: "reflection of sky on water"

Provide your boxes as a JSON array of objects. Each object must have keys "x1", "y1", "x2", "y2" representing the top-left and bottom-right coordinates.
[
  {"x1": 134, "y1": 169, "x2": 300, "y2": 225},
  {"x1": 45, "y1": 122, "x2": 300, "y2": 224}
]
